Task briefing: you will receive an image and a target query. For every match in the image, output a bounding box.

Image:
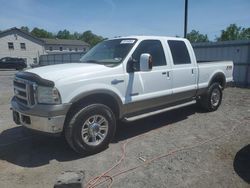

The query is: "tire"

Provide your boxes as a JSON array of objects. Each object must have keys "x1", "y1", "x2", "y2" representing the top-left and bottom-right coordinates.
[
  {"x1": 64, "y1": 104, "x2": 116, "y2": 154},
  {"x1": 199, "y1": 82, "x2": 222, "y2": 112}
]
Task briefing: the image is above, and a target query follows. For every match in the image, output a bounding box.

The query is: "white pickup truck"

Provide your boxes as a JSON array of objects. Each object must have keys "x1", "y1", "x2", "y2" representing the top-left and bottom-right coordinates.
[{"x1": 11, "y1": 36, "x2": 233, "y2": 154}]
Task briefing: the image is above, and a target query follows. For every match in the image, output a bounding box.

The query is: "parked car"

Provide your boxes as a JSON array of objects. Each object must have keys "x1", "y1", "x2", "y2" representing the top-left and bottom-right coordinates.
[
  {"x1": 11, "y1": 36, "x2": 233, "y2": 154},
  {"x1": 0, "y1": 57, "x2": 27, "y2": 70}
]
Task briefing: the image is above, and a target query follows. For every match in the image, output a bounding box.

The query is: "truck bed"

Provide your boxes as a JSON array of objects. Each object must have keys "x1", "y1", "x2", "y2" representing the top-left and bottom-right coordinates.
[
  {"x1": 197, "y1": 60, "x2": 230, "y2": 63},
  {"x1": 197, "y1": 60, "x2": 234, "y2": 89}
]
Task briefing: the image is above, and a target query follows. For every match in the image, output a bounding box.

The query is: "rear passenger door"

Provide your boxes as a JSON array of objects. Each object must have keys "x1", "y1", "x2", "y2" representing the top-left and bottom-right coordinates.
[{"x1": 167, "y1": 40, "x2": 197, "y2": 100}]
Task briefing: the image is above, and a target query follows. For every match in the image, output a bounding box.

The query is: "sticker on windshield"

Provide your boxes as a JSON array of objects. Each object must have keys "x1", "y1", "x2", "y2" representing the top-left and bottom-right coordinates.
[{"x1": 120, "y1": 40, "x2": 135, "y2": 44}]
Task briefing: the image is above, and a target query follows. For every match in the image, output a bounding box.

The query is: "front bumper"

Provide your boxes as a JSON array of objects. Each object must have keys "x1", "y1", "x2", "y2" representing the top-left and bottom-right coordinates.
[{"x1": 11, "y1": 97, "x2": 71, "y2": 134}]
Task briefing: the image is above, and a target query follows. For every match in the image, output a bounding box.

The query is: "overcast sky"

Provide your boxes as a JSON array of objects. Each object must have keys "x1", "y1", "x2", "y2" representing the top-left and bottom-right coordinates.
[{"x1": 0, "y1": 0, "x2": 249, "y2": 40}]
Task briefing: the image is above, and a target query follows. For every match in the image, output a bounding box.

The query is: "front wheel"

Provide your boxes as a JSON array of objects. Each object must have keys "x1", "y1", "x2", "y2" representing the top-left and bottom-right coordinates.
[
  {"x1": 65, "y1": 104, "x2": 116, "y2": 154},
  {"x1": 198, "y1": 83, "x2": 222, "y2": 112}
]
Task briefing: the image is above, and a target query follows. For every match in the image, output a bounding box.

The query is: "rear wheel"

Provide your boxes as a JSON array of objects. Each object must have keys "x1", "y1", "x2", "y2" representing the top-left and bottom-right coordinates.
[
  {"x1": 199, "y1": 82, "x2": 222, "y2": 112},
  {"x1": 64, "y1": 104, "x2": 116, "y2": 154}
]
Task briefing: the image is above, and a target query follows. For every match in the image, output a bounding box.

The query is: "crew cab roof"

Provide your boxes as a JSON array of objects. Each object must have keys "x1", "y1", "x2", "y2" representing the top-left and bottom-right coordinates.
[{"x1": 110, "y1": 35, "x2": 189, "y2": 42}]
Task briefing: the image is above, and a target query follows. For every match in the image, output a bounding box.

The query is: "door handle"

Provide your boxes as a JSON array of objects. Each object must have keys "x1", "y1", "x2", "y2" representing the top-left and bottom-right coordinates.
[
  {"x1": 162, "y1": 71, "x2": 170, "y2": 79},
  {"x1": 111, "y1": 79, "x2": 124, "y2": 85},
  {"x1": 191, "y1": 69, "x2": 194, "y2": 74},
  {"x1": 167, "y1": 71, "x2": 170, "y2": 77}
]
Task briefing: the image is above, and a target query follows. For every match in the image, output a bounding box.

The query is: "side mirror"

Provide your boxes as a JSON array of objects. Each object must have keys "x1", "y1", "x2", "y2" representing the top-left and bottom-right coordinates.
[{"x1": 140, "y1": 53, "x2": 152, "y2": 71}]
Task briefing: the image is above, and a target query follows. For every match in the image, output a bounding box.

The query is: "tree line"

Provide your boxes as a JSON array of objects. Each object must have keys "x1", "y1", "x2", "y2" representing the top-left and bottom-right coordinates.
[
  {"x1": 18, "y1": 24, "x2": 250, "y2": 46},
  {"x1": 187, "y1": 24, "x2": 250, "y2": 42},
  {"x1": 20, "y1": 26, "x2": 105, "y2": 47}
]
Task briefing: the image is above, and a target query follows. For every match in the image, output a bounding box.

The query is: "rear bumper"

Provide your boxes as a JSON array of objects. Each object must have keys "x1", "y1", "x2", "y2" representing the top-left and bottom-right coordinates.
[{"x1": 11, "y1": 97, "x2": 71, "y2": 134}]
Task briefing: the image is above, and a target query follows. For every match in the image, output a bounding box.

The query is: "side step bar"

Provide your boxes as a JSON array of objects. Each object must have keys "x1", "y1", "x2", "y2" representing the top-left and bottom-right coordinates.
[{"x1": 124, "y1": 100, "x2": 196, "y2": 122}]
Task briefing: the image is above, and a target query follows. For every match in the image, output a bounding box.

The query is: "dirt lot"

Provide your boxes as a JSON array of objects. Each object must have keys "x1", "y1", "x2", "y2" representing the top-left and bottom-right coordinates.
[{"x1": 0, "y1": 70, "x2": 249, "y2": 188}]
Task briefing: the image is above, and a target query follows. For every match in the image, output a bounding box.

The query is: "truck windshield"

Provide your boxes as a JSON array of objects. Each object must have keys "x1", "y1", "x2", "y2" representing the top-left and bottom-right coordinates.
[{"x1": 80, "y1": 38, "x2": 137, "y2": 65}]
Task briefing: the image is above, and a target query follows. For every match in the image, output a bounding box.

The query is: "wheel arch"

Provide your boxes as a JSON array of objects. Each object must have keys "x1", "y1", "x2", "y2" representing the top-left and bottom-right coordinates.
[
  {"x1": 208, "y1": 72, "x2": 226, "y2": 89},
  {"x1": 66, "y1": 90, "x2": 123, "y2": 122}
]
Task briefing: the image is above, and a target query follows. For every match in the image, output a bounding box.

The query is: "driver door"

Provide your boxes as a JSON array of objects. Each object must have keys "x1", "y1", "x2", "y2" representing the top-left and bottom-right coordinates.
[{"x1": 124, "y1": 40, "x2": 173, "y2": 114}]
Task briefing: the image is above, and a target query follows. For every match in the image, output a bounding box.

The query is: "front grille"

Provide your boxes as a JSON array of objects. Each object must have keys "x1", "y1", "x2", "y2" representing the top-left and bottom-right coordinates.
[{"x1": 13, "y1": 77, "x2": 36, "y2": 107}]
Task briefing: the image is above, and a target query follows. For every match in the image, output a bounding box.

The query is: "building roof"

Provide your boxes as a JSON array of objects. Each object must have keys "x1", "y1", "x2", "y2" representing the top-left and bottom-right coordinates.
[
  {"x1": 42, "y1": 38, "x2": 89, "y2": 46},
  {"x1": 0, "y1": 27, "x2": 44, "y2": 43},
  {"x1": 0, "y1": 27, "x2": 89, "y2": 47}
]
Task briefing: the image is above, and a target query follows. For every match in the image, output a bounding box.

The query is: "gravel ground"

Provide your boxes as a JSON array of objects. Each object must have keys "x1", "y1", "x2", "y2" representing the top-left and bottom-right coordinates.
[{"x1": 0, "y1": 70, "x2": 249, "y2": 188}]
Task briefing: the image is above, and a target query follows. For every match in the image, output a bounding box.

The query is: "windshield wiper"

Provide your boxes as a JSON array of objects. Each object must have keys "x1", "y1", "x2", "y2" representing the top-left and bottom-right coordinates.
[
  {"x1": 84, "y1": 60, "x2": 100, "y2": 63},
  {"x1": 82, "y1": 59, "x2": 120, "y2": 66}
]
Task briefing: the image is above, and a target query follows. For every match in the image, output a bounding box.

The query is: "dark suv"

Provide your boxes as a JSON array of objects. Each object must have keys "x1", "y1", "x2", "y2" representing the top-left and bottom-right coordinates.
[{"x1": 0, "y1": 57, "x2": 27, "y2": 70}]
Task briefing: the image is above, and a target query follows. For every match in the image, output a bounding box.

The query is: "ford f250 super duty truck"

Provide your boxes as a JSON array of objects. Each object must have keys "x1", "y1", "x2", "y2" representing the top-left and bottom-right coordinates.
[{"x1": 11, "y1": 36, "x2": 233, "y2": 154}]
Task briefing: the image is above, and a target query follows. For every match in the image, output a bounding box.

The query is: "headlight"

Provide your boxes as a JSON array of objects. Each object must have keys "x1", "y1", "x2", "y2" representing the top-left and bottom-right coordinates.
[{"x1": 37, "y1": 86, "x2": 61, "y2": 104}]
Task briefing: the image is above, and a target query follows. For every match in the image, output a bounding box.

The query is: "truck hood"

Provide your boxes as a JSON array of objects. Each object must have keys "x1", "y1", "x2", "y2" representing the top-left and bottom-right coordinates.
[{"x1": 26, "y1": 63, "x2": 108, "y2": 83}]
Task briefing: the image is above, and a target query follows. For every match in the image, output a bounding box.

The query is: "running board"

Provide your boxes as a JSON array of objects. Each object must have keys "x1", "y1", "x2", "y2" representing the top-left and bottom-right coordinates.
[{"x1": 124, "y1": 100, "x2": 196, "y2": 122}]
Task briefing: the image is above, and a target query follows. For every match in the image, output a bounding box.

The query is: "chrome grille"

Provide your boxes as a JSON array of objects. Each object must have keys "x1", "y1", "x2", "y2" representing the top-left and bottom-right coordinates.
[{"x1": 13, "y1": 77, "x2": 36, "y2": 107}]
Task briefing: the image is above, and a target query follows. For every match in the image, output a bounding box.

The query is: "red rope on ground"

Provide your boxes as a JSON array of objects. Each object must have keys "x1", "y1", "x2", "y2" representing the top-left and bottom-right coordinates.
[{"x1": 84, "y1": 115, "x2": 243, "y2": 188}]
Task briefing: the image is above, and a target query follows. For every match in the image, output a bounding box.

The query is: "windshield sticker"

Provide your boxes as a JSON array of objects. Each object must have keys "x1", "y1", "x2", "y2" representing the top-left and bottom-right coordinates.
[{"x1": 120, "y1": 40, "x2": 135, "y2": 44}]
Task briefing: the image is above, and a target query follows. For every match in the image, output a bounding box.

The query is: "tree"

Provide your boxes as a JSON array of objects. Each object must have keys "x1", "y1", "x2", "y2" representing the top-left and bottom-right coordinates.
[
  {"x1": 31, "y1": 27, "x2": 54, "y2": 38},
  {"x1": 186, "y1": 30, "x2": 209, "y2": 42},
  {"x1": 217, "y1": 24, "x2": 241, "y2": 41},
  {"x1": 73, "y1": 32, "x2": 81, "y2": 40},
  {"x1": 57, "y1": 29, "x2": 71, "y2": 39},
  {"x1": 80, "y1": 30, "x2": 105, "y2": 46},
  {"x1": 240, "y1": 27, "x2": 250, "y2": 39},
  {"x1": 216, "y1": 24, "x2": 250, "y2": 41},
  {"x1": 20, "y1": 26, "x2": 29, "y2": 33},
  {"x1": 22, "y1": 27, "x2": 106, "y2": 44}
]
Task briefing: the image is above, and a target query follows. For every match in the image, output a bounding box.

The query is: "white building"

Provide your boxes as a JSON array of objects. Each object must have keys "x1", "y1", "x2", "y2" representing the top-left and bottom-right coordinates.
[
  {"x1": 43, "y1": 38, "x2": 89, "y2": 54},
  {"x1": 0, "y1": 28, "x2": 45, "y2": 66},
  {"x1": 0, "y1": 28, "x2": 90, "y2": 66}
]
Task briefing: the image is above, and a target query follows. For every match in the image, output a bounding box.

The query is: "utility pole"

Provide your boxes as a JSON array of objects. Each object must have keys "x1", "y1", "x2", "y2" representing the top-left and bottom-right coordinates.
[{"x1": 184, "y1": 0, "x2": 188, "y2": 38}]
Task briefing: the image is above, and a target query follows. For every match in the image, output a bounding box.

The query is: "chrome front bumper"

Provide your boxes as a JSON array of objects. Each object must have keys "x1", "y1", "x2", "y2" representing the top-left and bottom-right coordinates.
[
  {"x1": 11, "y1": 97, "x2": 71, "y2": 134},
  {"x1": 12, "y1": 110, "x2": 65, "y2": 133}
]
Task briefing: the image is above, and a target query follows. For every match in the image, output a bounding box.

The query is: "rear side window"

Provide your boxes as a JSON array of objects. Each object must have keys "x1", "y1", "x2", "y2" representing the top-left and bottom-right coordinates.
[
  {"x1": 132, "y1": 40, "x2": 167, "y2": 67},
  {"x1": 168, "y1": 40, "x2": 191, "y2": 65}
]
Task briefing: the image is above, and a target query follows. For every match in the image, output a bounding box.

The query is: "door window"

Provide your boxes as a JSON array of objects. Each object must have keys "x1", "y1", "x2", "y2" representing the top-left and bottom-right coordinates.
[
  {"x1": 132, "y1": 40, "x2": 167, "y2": 70},
  {"x1": 168, "y1": 40, "x2": 191, "y2": 65}
]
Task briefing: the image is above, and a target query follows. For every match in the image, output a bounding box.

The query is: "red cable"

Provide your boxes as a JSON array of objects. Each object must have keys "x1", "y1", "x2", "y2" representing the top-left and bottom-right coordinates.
[
  {"x1": 85, "y1": 124, "x2": 164, "y2": 188},
  {"x1": 84, "y1": 115, "x2": 242, "y2": 188}
]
